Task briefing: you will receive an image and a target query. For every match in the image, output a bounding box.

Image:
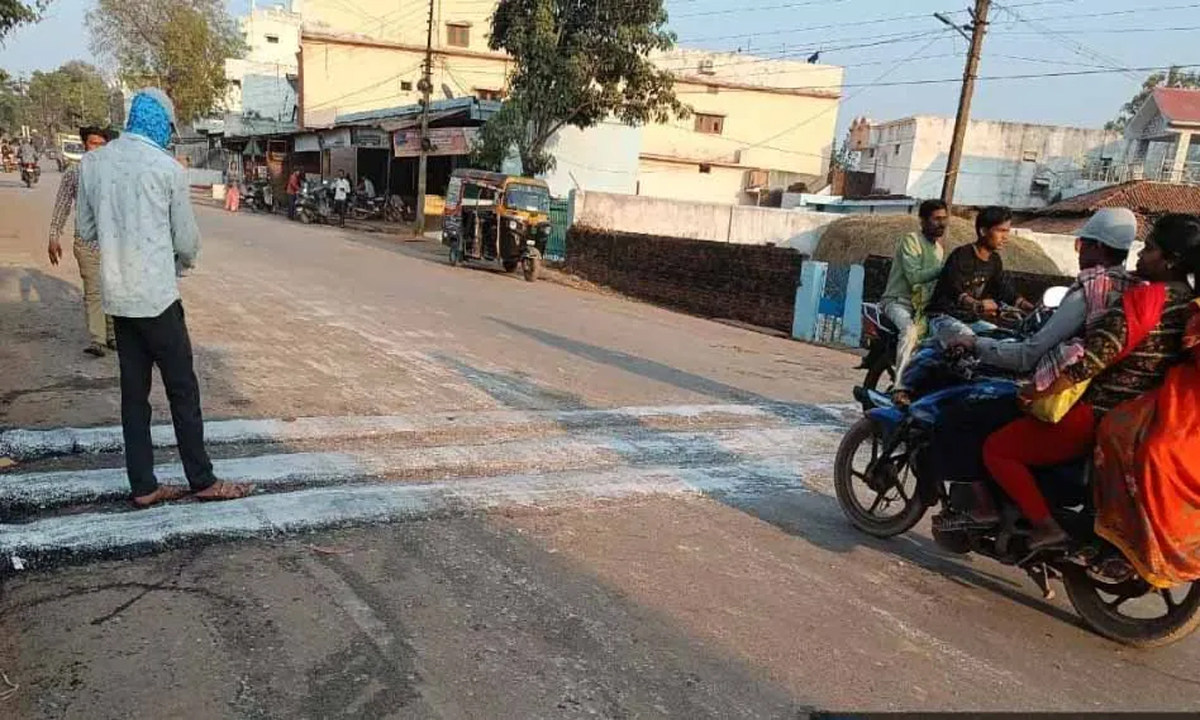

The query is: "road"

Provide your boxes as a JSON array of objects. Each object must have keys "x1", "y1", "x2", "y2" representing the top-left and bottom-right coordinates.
[{"x1": 1, "y1": 172, "x2": 1198, "y2": 719}]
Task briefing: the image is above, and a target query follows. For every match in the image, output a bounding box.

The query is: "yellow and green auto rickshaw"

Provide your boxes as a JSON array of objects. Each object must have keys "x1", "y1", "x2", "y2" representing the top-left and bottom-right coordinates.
[{"x1": 442, "y1": 169, "x2": 552, "y2": 282}]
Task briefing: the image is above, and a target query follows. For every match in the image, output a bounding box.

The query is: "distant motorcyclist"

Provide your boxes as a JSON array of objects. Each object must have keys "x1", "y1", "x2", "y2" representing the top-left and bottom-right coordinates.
[{"x1": 17, "y1": 139, "x2": 38, "y2": 165}]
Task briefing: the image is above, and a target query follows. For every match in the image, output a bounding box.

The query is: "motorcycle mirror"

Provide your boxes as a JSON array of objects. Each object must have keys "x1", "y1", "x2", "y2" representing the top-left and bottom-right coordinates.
[{"x1": 1041, "y1": 286, "x2": 1069, "y2": 309}]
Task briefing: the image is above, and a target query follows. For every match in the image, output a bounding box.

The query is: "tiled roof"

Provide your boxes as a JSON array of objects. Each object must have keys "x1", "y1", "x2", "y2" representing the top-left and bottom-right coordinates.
[
  {"x1": 1154, "y1": 87, "x2": 1200, "y2": 124},
  {"x1": 1034, "y1": 181, "x2": 1200, "y2": 217}
]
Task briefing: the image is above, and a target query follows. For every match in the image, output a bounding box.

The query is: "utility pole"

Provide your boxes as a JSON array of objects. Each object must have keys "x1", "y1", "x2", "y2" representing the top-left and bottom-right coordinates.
[
  {"x1": 414, "y1": 0, "x2": 435, "y2": 235},
  {"x1": 937, "y1": 0, "x2": 990, "y2": 206}
]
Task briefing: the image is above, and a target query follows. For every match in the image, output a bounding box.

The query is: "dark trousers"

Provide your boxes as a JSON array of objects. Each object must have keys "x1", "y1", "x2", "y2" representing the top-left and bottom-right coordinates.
[
  {"x1": 334, "y1": 199, "x2": 347, "y2": 226},
  {"x1": 114, "y1": 300, "x2": 216, "y2": 497},
  {"x1": 287, "y1": 193, "x2": 297, "y2": 219}
]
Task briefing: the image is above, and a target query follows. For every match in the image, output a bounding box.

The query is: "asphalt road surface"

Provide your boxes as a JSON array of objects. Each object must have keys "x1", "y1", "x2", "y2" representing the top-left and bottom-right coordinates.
[{"x1": 1, "y1": 172, "x2": 1198, "y2": 719}]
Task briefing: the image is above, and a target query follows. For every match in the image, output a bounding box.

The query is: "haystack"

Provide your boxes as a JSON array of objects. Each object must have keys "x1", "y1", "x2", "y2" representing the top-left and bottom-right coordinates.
[{"x1": 814, "y1": 215, "x2": 1062, "y2": 275}]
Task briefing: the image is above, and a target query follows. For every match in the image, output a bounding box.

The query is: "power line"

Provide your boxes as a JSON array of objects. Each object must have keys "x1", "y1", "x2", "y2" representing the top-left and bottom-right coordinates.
[
  {"x1": 674, "y1": 0, "x2": 854, "y2": 19},
  {"x1": 655, "y1": 30, "x2": 948, "y2": 72},
  {"x1": 991, "y1": 2, "x2": 1141, "y2": 81}
]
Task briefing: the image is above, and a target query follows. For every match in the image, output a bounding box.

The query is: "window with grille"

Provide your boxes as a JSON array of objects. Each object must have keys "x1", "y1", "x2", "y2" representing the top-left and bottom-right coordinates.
[{"x1": 476, "y1": 88, "x2": 505, "y2": 102}]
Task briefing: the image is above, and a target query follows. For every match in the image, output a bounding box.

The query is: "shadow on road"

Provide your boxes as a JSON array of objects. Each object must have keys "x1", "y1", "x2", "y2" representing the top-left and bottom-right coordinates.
[{"x1": 432, "y1": 339, "x2": 1079, "y2": 630}]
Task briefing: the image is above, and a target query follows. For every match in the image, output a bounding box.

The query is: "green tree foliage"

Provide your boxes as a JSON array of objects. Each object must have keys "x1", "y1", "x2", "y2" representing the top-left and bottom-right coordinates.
[
  {"x1": 23, "y1": 61, "x2": 113, "y2": 135},
  {"x1": 87, "y1": 0, "x2": 244, "y2": 122},
  {"x1": 0, "y1": 0, "x2": 43, "y2": 41},
  {"x1": 481, "y1": 0, "x2": 689, "y2": 175},
  {"x1": 1107, "y1": 66, "x2": 1200, "y2": 132}
]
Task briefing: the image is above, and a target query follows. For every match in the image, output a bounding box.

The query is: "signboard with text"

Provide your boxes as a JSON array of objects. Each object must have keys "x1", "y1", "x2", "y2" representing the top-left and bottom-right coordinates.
[{"x1": 393, "y1": 127, "x2": 480, "y2": 157}]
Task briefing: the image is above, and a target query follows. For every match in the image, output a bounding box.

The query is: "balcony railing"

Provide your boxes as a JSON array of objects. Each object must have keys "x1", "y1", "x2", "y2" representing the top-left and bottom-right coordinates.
[{"x1": 1079, "y1": 159, "x2": 1200, "y2": 186}]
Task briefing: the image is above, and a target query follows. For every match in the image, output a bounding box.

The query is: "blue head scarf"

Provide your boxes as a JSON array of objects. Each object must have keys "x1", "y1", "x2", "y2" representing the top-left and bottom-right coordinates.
[{"x1": 125, "y1": 89, "x2": 176, "y2": 150}]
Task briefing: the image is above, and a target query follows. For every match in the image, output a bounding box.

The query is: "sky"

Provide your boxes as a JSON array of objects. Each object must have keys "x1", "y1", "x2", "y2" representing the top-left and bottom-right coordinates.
[{"x1": 0, "y1": 0, "x2": 1195, "y2": 137}]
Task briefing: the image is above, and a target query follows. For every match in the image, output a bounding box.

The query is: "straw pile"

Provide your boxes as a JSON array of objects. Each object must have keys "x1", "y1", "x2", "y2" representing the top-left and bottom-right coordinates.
[{"x1": 813, "y1": 215, "x2": 1062, "y2": 275}]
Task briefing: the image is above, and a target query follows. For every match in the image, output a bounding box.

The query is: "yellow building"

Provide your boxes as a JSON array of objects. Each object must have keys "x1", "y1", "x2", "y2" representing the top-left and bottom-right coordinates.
[{"x1": 295, "y1": 0, "x2": 843, "y2": 204}]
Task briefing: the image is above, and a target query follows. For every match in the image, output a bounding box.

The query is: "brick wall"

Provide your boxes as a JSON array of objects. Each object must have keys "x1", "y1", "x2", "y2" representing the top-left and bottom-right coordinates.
[
  {"x1": 564, "y1": 226, "x2": 806, "y2": 333},
  {"x1": 863, "y1": 254, "x2": 1073, "y2": 304}
]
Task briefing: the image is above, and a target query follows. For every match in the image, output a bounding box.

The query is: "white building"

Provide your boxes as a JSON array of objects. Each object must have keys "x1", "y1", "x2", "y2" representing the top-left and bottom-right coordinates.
[
  {"x1": 223, "y1": 4, "x2": 302, "y2": 134},
  {"x1": 847, "y1": 115, "x2": 1125, "y2": 209}
]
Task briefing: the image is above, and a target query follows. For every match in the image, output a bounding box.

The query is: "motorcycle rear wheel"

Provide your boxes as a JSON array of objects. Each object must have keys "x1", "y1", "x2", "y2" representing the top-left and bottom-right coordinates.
[
  {"x1": 1062, "y1": 565, "x2": 1200, "y2": 648},
  {"x1": 834, "y1": 417, "x2": 926, "y2": 538}
]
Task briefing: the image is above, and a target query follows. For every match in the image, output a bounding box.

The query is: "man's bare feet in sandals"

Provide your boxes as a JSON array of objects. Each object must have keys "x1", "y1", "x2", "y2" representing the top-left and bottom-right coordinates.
[
  {"x1": 194, "y1": 480, "x2": 256, "y2": 502},
  {"x1": 132, "y1": 485, "x2": 191, "y2": 509}
]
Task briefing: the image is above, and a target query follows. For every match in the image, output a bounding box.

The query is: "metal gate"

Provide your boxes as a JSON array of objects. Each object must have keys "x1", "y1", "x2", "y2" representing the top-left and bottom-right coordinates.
[{"x1": 546, "y1": 198, "x2": 570, "y2": 262}]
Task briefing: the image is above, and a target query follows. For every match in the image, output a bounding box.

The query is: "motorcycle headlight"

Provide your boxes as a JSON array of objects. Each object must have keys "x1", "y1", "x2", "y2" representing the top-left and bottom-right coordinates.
[{"x1": 509, "y1": 219, "x2": 521, "y2": 231}]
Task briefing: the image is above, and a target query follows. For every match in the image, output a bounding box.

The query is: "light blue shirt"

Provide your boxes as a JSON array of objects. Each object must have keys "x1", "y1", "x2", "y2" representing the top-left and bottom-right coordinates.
[{"x1": 76, "y1": 132, "x2": 200, "y2": 318}]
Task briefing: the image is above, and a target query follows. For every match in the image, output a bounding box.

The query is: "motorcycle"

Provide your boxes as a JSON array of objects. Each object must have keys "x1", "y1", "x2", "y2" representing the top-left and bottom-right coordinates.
[
  {"x1": 20, "y1": 162, "x2": 39, "y2": 188},
  {"x1": 835, "y1": 286, "x2": 1200, "y2": 647},
  {"x1": 245, "y1": 179, "x2": 274, "y2": 214},
  {"x1": 349, "y1": 192, "x2": 386, "y2": 221},
  {"x1": 385, "y1": 195, "x2": 415, "y2": 223},
  {"x1": 857, "y1": 300, "x2": 1042, "y2": 391},
  {"x1": 295, "y1": 180, "x2": 335, "y2": 225}
]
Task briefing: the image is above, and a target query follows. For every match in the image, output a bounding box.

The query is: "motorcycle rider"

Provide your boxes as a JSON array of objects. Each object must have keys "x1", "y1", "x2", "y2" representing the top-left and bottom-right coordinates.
[
  {"x1": 879, "y1": 198, "x2": 949, "y2": 405},
  {"x1": 358, "y1": 175, "x2": 376, "y2": 200},
  {"x1": 935, "y1": 208, "x2": 1139, "y2": 520},
  {"x1": 946, "y1": 207, "x2": 1138, "y2": 370},
  {"x1": 17, "y1": 138, "x2": 38, "y2": 181},
  {"x1": 983, "y1": 214, "x2": 1200, "y2": 550},
  {"x1": 924, "y1": 205, "x2": 1034, "y2": 347}
]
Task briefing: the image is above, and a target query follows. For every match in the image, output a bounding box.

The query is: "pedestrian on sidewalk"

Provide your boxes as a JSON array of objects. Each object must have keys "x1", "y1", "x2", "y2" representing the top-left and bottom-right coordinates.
[
  {"x1": 76, "y1": 88, "x2": 254, "y2": 508},
  {"x1": 224, "y1": 178, "x2": 241, "y2": 213},
  {"x1": 285, "y1": 169, "x2": 302, "y2": 220},
  {"x1": 333, "y1": 170, "x2": 350, "y2": 227},
  {"x1": 48, "y1": 125, "x2": 117, "y2": 357}
]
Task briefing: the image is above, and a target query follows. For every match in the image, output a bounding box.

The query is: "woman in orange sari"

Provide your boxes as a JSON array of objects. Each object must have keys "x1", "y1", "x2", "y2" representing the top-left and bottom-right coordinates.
[{"x1": 1094, "y1": 296, "x2": 1200, "y2": 587}]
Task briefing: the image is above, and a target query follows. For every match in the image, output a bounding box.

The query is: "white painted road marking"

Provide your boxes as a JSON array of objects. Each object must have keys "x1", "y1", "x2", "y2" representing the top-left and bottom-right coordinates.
[
  {"x1": 0, "y1": 403, "x2": 855, "y2": 461},
  {"x1": 0, "y1": 426, "x2": 843, "y2": 512},
  {"x1": 0, "y1": 459, "x2": 816, "y2": 568}
]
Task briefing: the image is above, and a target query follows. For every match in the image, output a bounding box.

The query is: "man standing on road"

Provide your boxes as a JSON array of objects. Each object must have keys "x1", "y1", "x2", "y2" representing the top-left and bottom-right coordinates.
[
  {"x1": 48, "y1": 126, "x2": 116, "y2": 357},
  {"x1": 76, "y1": 88, "x2": 254, "y2": 508},
  {"x1": 333, "y1": 170, "x2": 351, "y2": 227},
  {"x1": 285, "y1": 169, "x2": 302, "y2": 220}
]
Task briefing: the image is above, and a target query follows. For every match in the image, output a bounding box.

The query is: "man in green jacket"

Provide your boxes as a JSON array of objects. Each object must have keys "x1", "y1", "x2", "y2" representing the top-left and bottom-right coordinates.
[{"x1": 879, "y1": 199, "x2": 949, "y2": 401}]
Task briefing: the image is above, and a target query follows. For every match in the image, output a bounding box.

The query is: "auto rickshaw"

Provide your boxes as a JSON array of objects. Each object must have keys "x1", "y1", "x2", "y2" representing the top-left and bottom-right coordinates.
[{"x1": 442, "y1": 169, "x2": 552, "y2": 282}]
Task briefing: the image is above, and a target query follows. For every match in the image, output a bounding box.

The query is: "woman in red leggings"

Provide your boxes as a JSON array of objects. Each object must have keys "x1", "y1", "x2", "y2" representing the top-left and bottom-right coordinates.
[{"x1": 981, "y1": 214, "x2": 1200, "y2": 550}]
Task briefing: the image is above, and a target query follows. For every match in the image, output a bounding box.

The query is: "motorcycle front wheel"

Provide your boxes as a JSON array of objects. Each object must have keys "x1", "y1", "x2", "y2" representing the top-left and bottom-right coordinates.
[
  {"x1": 1061, "y1": 566, "x2": 1200, "y2": 648},
  {"x1": 834, "y1": 417, "x2": 926, "y2": 538}
]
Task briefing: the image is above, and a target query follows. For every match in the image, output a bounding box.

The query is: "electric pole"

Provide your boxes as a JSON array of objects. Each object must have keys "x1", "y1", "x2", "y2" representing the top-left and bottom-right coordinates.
[
  {"x1": 414, "y1": 0, "x2": 435, "y2": 235},
  {"x1": 938, "y1": 0, "x2": 990, "y2": 206}
]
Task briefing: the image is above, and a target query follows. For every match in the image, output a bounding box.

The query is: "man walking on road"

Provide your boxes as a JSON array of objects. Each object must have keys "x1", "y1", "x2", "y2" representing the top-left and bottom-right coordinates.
[
  {"x1": 76, "y1": 88, "x2": 254, "y2": 508},
  {"x1": 48, "y1": 126, "x2": 115, "y2": 357}
]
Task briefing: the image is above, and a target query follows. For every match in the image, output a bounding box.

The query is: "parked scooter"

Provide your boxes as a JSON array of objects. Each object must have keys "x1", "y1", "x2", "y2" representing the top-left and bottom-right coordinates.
[
  {"x1": 20, "y1": 161, "x2": 39, "y2": 188},
  {"x1": 245, "y1": 179, "x2": 274, "y2": 214},
  {"x1": 295, "y1": 180, "x2": 335, "y2": 224}
]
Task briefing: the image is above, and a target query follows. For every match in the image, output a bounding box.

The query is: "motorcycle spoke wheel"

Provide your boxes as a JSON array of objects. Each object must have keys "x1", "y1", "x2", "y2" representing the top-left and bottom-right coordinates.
[
  {"x1": 834, "y1": 418, "x2": 926, "y2": 538},
  {"x1": 1062, "y1": 565, "x2": 1200, "y2": 648}
]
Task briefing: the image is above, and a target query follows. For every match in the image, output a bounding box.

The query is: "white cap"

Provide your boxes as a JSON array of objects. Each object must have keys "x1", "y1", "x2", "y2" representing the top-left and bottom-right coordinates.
[{"x1": 1078, "y1": 207, "x2": 1137, "y2": 251}]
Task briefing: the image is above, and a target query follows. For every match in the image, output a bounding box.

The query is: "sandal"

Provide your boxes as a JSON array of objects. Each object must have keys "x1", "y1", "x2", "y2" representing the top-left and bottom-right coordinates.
[
  {"x1": 131, "y1": 485, "x2": 191, "y2": 509},
  {"x1": 194, "y1": 481, "x2": 256, "y2": 502}
]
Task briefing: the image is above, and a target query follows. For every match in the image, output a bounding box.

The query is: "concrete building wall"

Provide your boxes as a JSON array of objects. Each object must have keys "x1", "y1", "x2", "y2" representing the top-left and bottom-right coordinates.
[
  {"x1": 573, "y1": 189, "x2": 841, "y2": 252},
  {"x1": 226, "y1": 8, "x2": 302, "y2": 115},
  {"x1": 862, "y1": 116, "x2": 1124, "y2": 208},
  {"x1": 540, "y1": 120, "x2": 642, "y2": 197}
]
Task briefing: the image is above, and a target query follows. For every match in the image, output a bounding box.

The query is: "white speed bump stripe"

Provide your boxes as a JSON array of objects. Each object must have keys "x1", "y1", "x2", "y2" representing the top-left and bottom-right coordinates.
[
  {"x1": 0, "y1": 460, "x2": 813, "y2": 568},
  {"x1": 0, "y1": 403, "x2": 853, "y2": 461}
]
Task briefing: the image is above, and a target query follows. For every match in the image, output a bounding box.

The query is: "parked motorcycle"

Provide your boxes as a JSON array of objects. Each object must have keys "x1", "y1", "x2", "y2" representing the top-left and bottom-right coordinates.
[
  {"x1": 349, "y1": 193, "x2": 386, "y2": 221},
  {"x1": 246, "y1": 179, "x2": 274, "y2": 214},
  {"x1": 20, "y1": 162, "x2": 39, "y2": 188},
  {"x1": 835, "y1": 286, "x2": 1200, "y2": 647},
  {"x1": 295, "y1": 180, "x2": 335, "y2": 224}
]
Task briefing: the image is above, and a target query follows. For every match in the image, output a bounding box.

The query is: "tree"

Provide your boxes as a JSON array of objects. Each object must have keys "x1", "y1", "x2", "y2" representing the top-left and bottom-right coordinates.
[
  {"x1": 468, "y1": 101, "x2": 528, "y2": 172},
  {"x1": 0, "y1": 69, "x2": 29, "y2": 134},
  {"x1": 484, "y1": 0, "x2": 689, "y2": 175},
  {"x1": 86, "y1": 0, "x2": 244, "y2": 123},
  {"x1": 1106, "y1": 66, "x2": 1200, "y2": 132},
  {"x1": 23, "y1": 61, "x2": 113, "y2": 136},
  {"x1": 1, "y1": 0, "x2": 43, "y2": 41}
]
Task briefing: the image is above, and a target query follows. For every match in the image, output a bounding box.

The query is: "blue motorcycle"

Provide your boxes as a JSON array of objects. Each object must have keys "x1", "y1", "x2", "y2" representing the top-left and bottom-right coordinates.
[{"x1": 834, "y1": 290, "x2": 1200, "y2": 648}]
